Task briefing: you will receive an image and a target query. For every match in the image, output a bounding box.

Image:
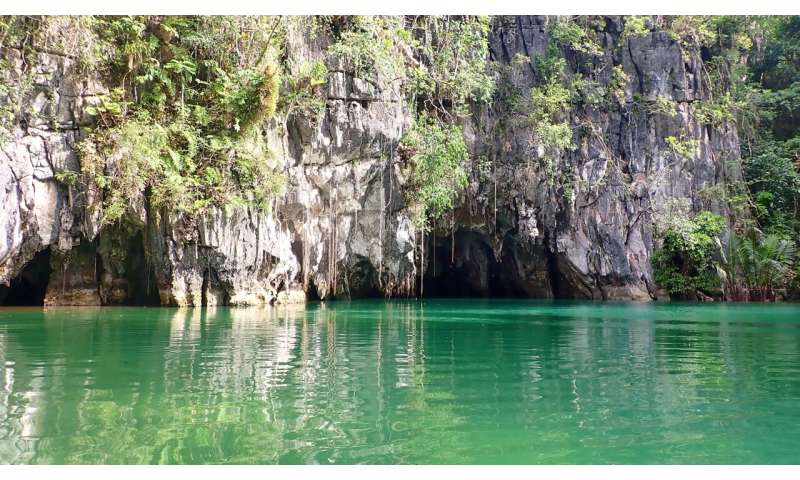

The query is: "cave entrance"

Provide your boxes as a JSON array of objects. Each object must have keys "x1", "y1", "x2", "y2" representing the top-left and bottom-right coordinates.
[
  {"x1": 124, "y1": 232, "x2": 161, "y2": 306},
  {"x1": 422, "y1": 231, "x2": 503, "y2": 298},
  {"x1": 0, "y1": 248, "x2": 51, "y2": 306},
  {"x1": 421, "y1": 231, "x2": 557, "y2": 299}
]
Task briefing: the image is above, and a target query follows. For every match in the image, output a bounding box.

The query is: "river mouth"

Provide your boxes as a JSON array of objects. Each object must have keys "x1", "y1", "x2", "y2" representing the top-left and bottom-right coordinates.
[{"x1": 1, "y1": 299, "x2": 799, "y2": 464}]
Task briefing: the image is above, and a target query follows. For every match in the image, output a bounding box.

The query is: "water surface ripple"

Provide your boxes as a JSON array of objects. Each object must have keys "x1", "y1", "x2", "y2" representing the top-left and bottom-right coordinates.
[{"x1": 1, "y1": 300, "x2": 799, "y2": 464}]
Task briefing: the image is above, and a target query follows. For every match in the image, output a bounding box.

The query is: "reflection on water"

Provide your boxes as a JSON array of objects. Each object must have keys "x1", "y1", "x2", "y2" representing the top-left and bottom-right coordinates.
[{"x1": 1, "y1": 300, "x2": 800, "y2": 464}]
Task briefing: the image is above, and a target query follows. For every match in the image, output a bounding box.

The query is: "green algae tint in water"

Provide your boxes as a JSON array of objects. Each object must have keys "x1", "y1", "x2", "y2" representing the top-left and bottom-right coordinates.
[{"x1": 1, "y1": 300, "x2": 800, "y2": 464}]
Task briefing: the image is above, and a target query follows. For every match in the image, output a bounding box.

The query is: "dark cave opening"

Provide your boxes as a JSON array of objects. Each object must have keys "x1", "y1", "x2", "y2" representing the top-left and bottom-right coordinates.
[
  {"x1": 421, "y1": 231, "x2": 561, "y2": 299},
  {"x1": 342, "y1": 255, "x2": 383, "y2": 298},
  {"x1": 124, "y1": 232, "x2": 161, "y2": 306},
  {"x1": 198, "y1": 265, "x2": 230, "y2": 307},
  {"x1": 0, "y1": 248, "x2": 51, "y2": 306},
  {"x1": 201, "y1": 269, "x2": 209, "y2": 306},
  {"x1": 306, "y1": 280, "x2": 320, "y2": 301},
  {"x1": 422, "y1": 231, "x2": 508, "y2": 298},
  {"x1": 545, "y1": 247, "x2": 565, "y2": 299}
]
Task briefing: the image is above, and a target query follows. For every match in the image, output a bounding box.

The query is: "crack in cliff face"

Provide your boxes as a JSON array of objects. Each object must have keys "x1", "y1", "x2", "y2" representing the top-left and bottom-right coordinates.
[
  {"x1": 123, "y1": 231, "x2": 161, "y2": 306},
  {"x1": 627, "y1": 40, "x2": 647, "y2": 94}
]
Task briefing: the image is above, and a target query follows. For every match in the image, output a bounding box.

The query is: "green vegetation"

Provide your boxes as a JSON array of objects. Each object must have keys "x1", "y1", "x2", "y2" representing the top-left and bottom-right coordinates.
[
  {"x1": 399, "y1": 16, "x2": 495, "y2": 229},
  {"x1": 79, "y1": 16, "x2": 285, "y2": 224},
  {"x1": 511, "y1": 25, "x2": 578, "y2": 183},
  {"x1": 279, "y1": 60, "x2": 328, "y2": 121},
  {"x1": 622, "y1": 16, "x2": 650, "y2": 41},
  {"x1": 608, "y1": 65, "x2": 629, "y2": 104},
  {"x1": 665, "y1": 135, "x2": 700, "y2": 159},
  {"x1": 3, "y1": 14, "x2": 496, "y2": 232},
  {"x1": 314, "y1": 16, "x2": 495, "y2": 231},
  {"x1": 725, "y1": 231, "x2": 797, "y2": 300},
  {"x1": 0, "y1": 16, "x2": 48, "y2": 142},
  {"x1": 648, "y1": 16, "x2": 799, "y2": 300},
  {"x1": 550, "y1": 18, "x2": 603, "y2": 57},
  {"x1": 2, "y1": 16, "x2": 287, "y2": 225},
  {"x1": 521, "y1": 70, "x2": 573, "y2": 152},
  {"x1": 326, "y1": 17, "x2": 404, "y2": 79},
  {"x1": 665, "y1": 16, "x2": 718, "y2": 49},
  {"x1": 652, "y1": 209, "x2": 726, "y2": 297},
  {"x1": 649, "y1": 96, "x2": 678, "y2": 117},
  {"x1": 407, "y1": 16, "x2": 495, "y2": 117},
  {"x1": 741, "y1": 17, "x2": 800, "y2": 238},
  {"x1": 3, "y1": 15, "x2": 799, "y2": 300},
  {"x1": 400, "y1": 113, "x2": 469, "y2": 228}
]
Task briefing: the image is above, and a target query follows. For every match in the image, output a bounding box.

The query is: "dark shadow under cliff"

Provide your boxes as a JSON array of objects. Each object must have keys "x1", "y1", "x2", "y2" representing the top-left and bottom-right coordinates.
[
  {"x1": 123, "y1": 232, "x2": 161, "y2": 306},
  {"x1": 421, "y1": 231, "x2": 556, "y2": 298},
  {"x1": 0, "y1": 248, "x2": 51, "y2": 306}
]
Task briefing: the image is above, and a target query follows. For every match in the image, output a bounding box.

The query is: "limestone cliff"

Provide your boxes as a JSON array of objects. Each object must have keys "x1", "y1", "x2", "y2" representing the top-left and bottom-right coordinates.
[{"x1": 0, "y1": 16, "x2": 742, "y2": 305}]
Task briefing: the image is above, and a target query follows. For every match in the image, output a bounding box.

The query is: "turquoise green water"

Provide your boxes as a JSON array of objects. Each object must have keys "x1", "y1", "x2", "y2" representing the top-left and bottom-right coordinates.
[{"x1": 1, "y1": 300, "x2": 799, "y2": 464}]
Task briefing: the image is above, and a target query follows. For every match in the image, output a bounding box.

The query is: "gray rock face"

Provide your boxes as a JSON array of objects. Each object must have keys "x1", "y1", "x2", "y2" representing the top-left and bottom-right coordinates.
[
  {"x1": 0, "y1": 47, "x2": 93, "y2": 289},
  {"x1": 454, "y1": 16, "x2": 735, "y2": 300},
  {"x1": 0, "y1": 16, "x2": 742, "y2": 304}
]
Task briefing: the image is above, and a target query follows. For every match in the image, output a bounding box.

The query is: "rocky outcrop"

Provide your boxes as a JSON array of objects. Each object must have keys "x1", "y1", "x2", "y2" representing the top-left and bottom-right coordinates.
[
  {"x1": 0, "y1": 16, "x2": 742, "y2": 305},
  {"x1": 450, "y1": 16, "x2": 737, "y2": 300},
  {"x1": 0, "y1": 46, "x2": 101, "y2": 301}
]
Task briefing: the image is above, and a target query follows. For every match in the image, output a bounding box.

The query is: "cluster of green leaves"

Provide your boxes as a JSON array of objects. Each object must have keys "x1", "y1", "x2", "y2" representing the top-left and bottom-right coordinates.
[
  {"x1": 408, "y1": 16, "x2": 496, "y2": 118},
  {"x1": 664, "y1": 16, "x2": 719, "y2": 49},
  {"x1": 640, "y1": 16, "x2": 800, "y2": 300},
  {"x1": 737, "y1": 17, "x2": 800, "y2": 238},
  {"x1": 65, "y1": 16, "x2": 286, "y2": 224},
  {"x1": 652, "y1": 210, "x2": 726, "y2": 297},
  {"x1": 665, "y1": 135, "x2": 700, "y2": 159},
  {"x1": 528, "y1": 79, "x2": 574, "y2": 150},
  {"x1": 744, "y1": 138, "x2": 800, "y2": 237},
  {"x1": 400, "y1": 113, "x2": 469, "y2": 229},
  {"x1": 0, "y1": 17, "x2": 44, "y2": 141},
  {"x1": 509, "y1": 18, "x2": 633, "y2": 189},
  {"x1": 695, "y1": 54, "x2": 757, "y2": 133},
  {"x1": 725, "y1": 230, "x2": 797, "y2": 300},
  {"x1": 621, "y1": 17, "x2": 650, "y2": 41},
  {"x1": 608, "y1": 65, "x2": 629, "y2": 104},
  {"x1": 648, "y1": 95, "x2": 678, "y2": 117},
  {"x1": 571, "y1": 74, "x2": 606, "y2": 107},
  {"x1": 1, "y1": 16, "x2": 123, "y2": 140},
  {"x1": 0, "y1": 56, "x2": 18, "y2": 143},
  {"x1": 513, "y1": 47, "x2": 575, "y2": 174},
  {"x1": 278, "y1": 60, "x2": 328, "y2": 121},
  {"x1": 326, "y1": 16, "x2": 405, "y2": 79},
  {"x1": 550, "y1": 17, "x2": 603, "y2": 57},
  {"x1": 505, "y1": 17, "x2": 640, "y2": 192},
  {"x1": 322, "y1": 16, "x2": 495, "y2": 230},
  {"x1": 398, "y1": 16, "x2": 496, "y2": 228},
  {"x1": 694, "y1": 93, "x2": 738, "y2": 126}
]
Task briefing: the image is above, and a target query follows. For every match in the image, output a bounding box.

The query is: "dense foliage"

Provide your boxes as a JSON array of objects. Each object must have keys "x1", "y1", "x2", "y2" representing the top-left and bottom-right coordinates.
[
  {"x1": 2, "y1": 16, "x2": 287, "y2": 225},
  {"x1": 2, "y1": 15, "x2": 496, "y2": 231},
  {"x1": 652, "y1": 209, "x2": 726, "y2": 298},
  {"x1": 85, "y1": 16, "x2": 286, "y2": 223},
  {"x1": 726, "y1": 231, "x2": 797, "y2": 301},
  {"x1": 400, "y1": 16, "x2": 495, "y2": 229},
  {"x1": 642, "y1": 16, "x2": 800, "y2": 300},
  {"x1": 743, "y1": 17, "x2": 800, "y2": 238},
  {"x1": 399, "y1": 113, "x2": 469, "y2": 227}
]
